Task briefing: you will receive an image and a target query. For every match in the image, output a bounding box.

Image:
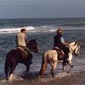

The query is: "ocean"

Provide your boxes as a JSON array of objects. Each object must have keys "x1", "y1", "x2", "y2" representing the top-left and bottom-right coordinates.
[{"x1": 0, "y1": 18, "x2": 85, "y2": 84}]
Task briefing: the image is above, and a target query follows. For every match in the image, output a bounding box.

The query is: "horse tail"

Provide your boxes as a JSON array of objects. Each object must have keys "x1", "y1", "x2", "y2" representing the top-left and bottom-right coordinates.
[
  {"x1": 5, "y1": 53, "x2": 10, "y2": 80},
  {"x1": 41, "y1": 52, "x2": 48, "y2": 65},
  {"x1": 38, "y1": 52, "x2": 47, "y2": 80}
]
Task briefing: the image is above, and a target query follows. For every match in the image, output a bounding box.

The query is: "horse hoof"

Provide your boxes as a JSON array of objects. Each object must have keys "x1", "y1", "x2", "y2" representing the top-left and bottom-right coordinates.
[
  {"x1": 52, "y1": 75, "x2": 55, "y2": 78},
  {"x1": 67, "y1": 71, "x2": 70, "y2": 73},
  {"x1": 29, "y1": 61, "x2": 33, "y2": 64},
  {"x1": 37, "y1": 75, "x2": 41, "y2": 81},
  {"x1": 9, "y1": 74, "x2": 15, "y2": 81},
  {"x1": 71, "y1": 65, "x2": 73, "y2": 68},
  {"x1": 51, "y1": 73, "x2": 55, "y2": 78}
]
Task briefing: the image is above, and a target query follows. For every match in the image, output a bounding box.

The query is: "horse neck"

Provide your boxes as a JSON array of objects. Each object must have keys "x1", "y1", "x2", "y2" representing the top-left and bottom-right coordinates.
[
  {"x1": 27, "y1": 44, "x2": 33, "y2": 52},
  {"x1": 69, "y1": 43, "x2": 77, "y2": 53}
]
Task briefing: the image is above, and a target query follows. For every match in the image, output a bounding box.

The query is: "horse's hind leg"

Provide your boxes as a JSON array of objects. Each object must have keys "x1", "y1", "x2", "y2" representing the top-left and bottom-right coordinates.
[
  {"x1": 38, "y1": 63, "x2": 47, "y2": 79},
  {"x1": 50, "y1": 62, "x2": 57, "y2": 78},
  {"x1": 9, "y1": 63, "x2": 17, "y2": 80},
  {"x1": 40, "y1": 63, "x2": 47, "y2": 76},
  {"x1": 50, "y1": 68, "x2": 55, "y2": 78}
]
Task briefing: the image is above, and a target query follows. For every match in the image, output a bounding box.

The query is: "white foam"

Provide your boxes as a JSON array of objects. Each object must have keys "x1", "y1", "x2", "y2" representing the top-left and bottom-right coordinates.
[
  {"x1": 0, "y1": 26, "x2": 36, "y2": 34},
  {"x1": 62, "y1": 26, "x2": 85, "y2": 30},
  {"x1": 0, "y1": 25, "x2": 85, "y2": 34},
  {"x1": 36, "y1": 26, "x2": 85, "y2": 33}
]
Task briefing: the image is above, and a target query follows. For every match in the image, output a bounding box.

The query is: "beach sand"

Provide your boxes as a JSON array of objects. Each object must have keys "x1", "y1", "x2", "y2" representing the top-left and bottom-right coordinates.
[{"x1": 0, "y1": 71, "x2": 85, "y2": 85}]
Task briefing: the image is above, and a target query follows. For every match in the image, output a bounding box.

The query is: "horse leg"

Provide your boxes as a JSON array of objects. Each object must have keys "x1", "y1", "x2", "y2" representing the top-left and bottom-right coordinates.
[
  {"x1": 38, "y1": 63, "x2": 47, "y2": 80},
  {"x1": 40, "y1": 63, "x2": 47, "y2": 76},
  {"x1": 9, "y1": 63, "x2": 17, "y2": 80},
  {"x1": 62, "y1": 62, "x2": 66, "y2": 72},
  {"x1": 5, "y1": 58, "x2": 10, "y2": 80},
  {"x1": 50, "y1": 62, "x2": 57, "y2": 78},
  {"x1": 67, "y1": 61, "x2": 73, "y2": 73},
  {"x1": 25, "y1": 55, "x2": 33, "y2": 72},
  {"x1": 67, "y1": 54, "x2": 73, "y2": 73},
  {"x1": 25, "y1": 64, "x2": 30, "y2": 72},
  {"x1": 62, "y1": 54, "x2": 70, "y2": 72}
]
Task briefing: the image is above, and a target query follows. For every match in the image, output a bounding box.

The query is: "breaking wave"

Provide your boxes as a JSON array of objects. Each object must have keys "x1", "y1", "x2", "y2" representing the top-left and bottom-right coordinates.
[
  {"x1": 0, "y1": 26, "x2": 36, "y2": 34},
  {"x1": 0, "y1": 25, "x2": 85, "y2": 34}
]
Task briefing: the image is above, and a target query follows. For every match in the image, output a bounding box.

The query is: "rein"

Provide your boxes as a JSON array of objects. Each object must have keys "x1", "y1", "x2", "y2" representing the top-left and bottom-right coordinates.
[
  {"x1": 68, "y1": 45, "x2": 74, "y2": 53},
  {"x1": 27, "y1": 47, "x2": 33, "y2": 54},
  {"x1": 68, "y1": 43, "x2": 78, "y2": 54}
]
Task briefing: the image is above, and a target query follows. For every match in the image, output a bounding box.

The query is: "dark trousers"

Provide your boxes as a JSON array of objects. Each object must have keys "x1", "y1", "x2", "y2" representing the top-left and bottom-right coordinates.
[{"x1": 19, "y1": 46, "x2": 31, "y2": 54}]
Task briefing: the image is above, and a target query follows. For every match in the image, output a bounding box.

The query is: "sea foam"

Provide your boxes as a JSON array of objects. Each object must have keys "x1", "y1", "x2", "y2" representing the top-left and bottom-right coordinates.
[{"x1": 0, "y1": 26, "x2": 36, "y2": 34}]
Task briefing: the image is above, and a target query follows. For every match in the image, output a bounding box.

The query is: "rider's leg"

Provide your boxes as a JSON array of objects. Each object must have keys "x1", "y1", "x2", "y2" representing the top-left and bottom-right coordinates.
[
  {"x1": 62, "y1": 46, "x2": 70, "y2": 64},
  {"x1": 20, "y1": 46, "x2": 32, "y2": 54},
  {"x1": 19, "y1": 46, "x2": 32, "y2": 64}
]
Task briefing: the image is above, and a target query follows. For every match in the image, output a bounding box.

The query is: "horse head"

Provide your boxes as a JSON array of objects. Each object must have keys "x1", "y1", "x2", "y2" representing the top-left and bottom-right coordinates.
[
  {"x1": 69, "y1": 41, "x2": 81, "y2": 56},
  {"x1": 27, "y1": 39, "x2": 38, "y2": 53}
]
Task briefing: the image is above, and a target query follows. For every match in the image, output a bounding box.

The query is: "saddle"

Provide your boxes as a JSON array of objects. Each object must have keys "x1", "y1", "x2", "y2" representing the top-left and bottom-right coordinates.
[
  {"x1": 53, "y1": 47, "x2": 65, "y2": 60},
  {"x1": 17, "y1": 47, "x2": 28, "y2": 58}
]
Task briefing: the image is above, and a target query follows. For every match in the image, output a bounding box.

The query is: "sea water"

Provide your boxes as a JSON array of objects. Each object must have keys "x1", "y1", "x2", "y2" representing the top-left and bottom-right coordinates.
[{"x1": 0, "y1": 18, "x2": 85, "y2": 83}]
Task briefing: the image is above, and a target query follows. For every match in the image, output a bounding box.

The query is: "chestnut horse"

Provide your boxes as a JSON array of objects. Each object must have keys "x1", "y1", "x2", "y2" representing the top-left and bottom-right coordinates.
[
  {"x1": 5, "y1": 39, "x2": 38, "y2": 80},
  {"x1": 38, "y1": 41, "x2": 80, "y2": 79}
]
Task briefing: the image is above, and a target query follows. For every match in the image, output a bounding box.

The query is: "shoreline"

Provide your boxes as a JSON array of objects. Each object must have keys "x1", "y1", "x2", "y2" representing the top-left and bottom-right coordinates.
[
  {"x1": 0, "y1": 71, "x2": 85, "y2": 85},
  {"x1": 39, "y1": 71, "x2": 85, "y2": 85}
]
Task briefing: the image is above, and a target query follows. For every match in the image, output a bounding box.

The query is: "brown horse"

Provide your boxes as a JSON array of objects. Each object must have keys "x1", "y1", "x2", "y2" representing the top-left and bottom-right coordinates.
[{"x1": 5, "y1": 39, "x2": 38, "y2": 80}]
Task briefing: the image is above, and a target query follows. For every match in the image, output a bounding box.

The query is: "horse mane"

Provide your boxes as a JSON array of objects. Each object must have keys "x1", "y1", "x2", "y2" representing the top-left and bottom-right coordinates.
[
  {"x1": 69, "y1": 42, "x2": 76, "y2": 46},
  {"x1": 27, "y1": 39, "x2": 37, "y2": 47},
  {"x1": 28, "y1": 39, "x2": 36, "y2": 43},
  {"x1": 69, "y1": 41, "x2": 80, "y2": 46}
]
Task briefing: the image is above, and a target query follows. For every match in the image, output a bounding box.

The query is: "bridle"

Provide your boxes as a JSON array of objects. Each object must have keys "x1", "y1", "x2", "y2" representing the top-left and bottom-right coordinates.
[{"x1": 68, "y1": 42, "x2": 80, "y2": 55}]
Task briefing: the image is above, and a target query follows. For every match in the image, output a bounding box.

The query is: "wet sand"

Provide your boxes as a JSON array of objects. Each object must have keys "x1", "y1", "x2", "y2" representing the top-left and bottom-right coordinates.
[
  {"x1": 0, "y1": 71, "x2": 85, "y2": 85},
  {"x1": 40, "y1": 71, "x2": 85, "y2": 85}
]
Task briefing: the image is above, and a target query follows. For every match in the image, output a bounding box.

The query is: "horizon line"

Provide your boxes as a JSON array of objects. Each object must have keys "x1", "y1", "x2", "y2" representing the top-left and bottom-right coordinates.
[{"x1": 0, "y1": 17, "x2": 85, "y2": 20}]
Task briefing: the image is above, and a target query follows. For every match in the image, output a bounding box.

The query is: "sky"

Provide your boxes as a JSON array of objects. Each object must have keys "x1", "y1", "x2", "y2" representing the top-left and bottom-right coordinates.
[{"x1": 0, "y1": 0, "x2": 85, "y2": 18}]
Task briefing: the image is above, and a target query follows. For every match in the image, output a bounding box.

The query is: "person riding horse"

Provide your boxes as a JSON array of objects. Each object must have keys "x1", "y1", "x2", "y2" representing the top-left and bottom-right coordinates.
[
  {"x1": 53, "y1": 28, "x2": 70, "y2": 64},
  {"x1": 16, "y1": 28, "x2": 31, "y2": 57}
]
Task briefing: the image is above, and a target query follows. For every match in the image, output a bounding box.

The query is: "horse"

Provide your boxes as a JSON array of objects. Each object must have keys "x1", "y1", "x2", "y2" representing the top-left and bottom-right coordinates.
[
  {"x1": 38, "y1": 41, "x2": 80, "y2": 79},
  {"x1": 4, "y1": 39, "x2": 38, "y2": 80}
]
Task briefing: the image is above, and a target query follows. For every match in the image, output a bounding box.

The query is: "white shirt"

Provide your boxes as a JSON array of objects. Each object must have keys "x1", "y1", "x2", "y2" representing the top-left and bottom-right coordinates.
[
  {"x1": 16, "y1": 32, "x2": 26, "y2": 46},
  {"x1": 60, "y1": 37, "x2": 65, "y2": 43}
]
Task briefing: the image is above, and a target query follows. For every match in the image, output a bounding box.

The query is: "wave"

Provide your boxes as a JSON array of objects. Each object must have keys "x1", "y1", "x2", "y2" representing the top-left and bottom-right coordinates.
[
  {"x1": 0, "y1": 26, "x2": 36, "y2": 34},
  {"x1": 34, "y1": 26, "x2": 85, "y2": 33},
  {"x1": 0, "y1": 25, "x2": 85, "y2": 34}
]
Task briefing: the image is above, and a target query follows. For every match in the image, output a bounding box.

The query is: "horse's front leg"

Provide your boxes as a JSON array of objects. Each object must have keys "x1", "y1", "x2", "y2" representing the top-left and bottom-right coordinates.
[
  {"x1": 62, "y1": 59, "x2": 68, "y2": 72},
  {"x1": 25, "y1": 63, "x2": 31, "y2": 73},
  {"x1": 67, "y1": 60, "x2": 73, "y2": 73},
  {"x1": 25, "y1": 55, "x2": 33, "y2": 72},
  {"x1": 62, "y1": 63, "x2": 66, "y2": 72},
  {"x1": 67, "y1": 54, "x2": 73, "y2": 73}
]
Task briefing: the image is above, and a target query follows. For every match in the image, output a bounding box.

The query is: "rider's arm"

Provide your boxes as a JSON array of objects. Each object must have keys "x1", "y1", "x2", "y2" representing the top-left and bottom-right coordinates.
[
  {"x1": 60, "y1": 37, "x2": 68, "y2": 45},
  {"x1": 25, "y1": 35, "x2": 28, "y2": 46}
]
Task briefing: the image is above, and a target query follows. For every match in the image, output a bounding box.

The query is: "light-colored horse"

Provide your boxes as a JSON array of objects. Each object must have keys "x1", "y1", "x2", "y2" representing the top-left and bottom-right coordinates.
[{"x1": 38, "y1": 41, "x2": 80, "y2": 79}]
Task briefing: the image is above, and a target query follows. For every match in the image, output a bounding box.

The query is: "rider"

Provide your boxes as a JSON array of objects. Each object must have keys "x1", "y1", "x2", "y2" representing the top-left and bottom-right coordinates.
[
  {"x1": 16, "y1": 28, "x2": 31, "y2": 56},
  {"x1": 53, "y1": 28, "x2": 70, "y2": 64}
]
